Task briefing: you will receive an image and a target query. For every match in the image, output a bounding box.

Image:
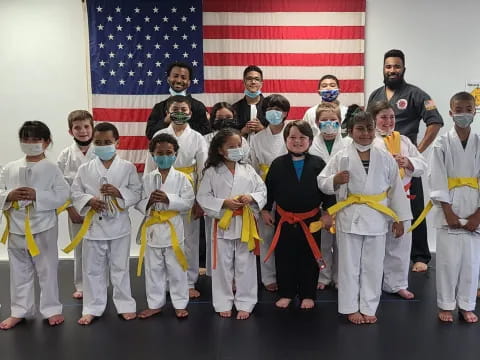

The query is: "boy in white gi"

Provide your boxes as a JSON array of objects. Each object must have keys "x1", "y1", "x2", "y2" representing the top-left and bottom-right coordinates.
[
  {"x1": 318, "y1": 111, "x2": 411, "y2": 324},
  {"x1": 0, "y1": 121, "x2": 69, "y2": 330},
  {"x1": 137, "y1": 134, "x2": 194, "y2": 319},
  {"x1": 197, "y1": 128, "x2": 266, "y2": 320},
  {"x1": 57, "y1": 110, "x2": 96, "y2": 300},
  {"x1": 69, "y1": 122, "x2": 142, "y2": 325},
  {"x1": 429, "y1": 92, "x2": 480, "y2": 323},
  {"x1": 145, "y1": 95, "x2": 208, "y2": 298}
]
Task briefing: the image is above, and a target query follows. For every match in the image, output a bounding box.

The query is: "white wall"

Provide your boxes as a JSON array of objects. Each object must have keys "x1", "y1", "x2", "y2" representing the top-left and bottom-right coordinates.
[{"x1": 1, "y1": 0, "x2": 479, "y2": 259}]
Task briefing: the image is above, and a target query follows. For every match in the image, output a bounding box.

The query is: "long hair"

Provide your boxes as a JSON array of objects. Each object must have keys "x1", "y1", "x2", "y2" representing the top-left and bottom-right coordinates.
[{"x1": 203, "y1": 128, "x2": 241, "y2": 174}]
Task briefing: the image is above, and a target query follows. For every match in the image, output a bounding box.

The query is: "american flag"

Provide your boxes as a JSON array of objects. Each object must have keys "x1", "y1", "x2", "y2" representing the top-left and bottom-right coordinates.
[{"x1": 88, "y1": 0, "x2": 365, "y2": 171}]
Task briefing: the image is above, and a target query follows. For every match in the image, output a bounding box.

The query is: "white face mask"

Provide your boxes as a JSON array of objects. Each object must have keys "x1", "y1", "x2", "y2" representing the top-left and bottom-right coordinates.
[
  {"x1": 376, "y1": 128, "x2": 393, "y2": 137},
  {"x1": 226, "y1": 148, "x2": 244, "y2": 162},
  {"x1": 354, "y1": 142, "x2": 372, "y2": 152},
  {"x1": 20, "y1": 142, "x2": 44, "y2": 156}
]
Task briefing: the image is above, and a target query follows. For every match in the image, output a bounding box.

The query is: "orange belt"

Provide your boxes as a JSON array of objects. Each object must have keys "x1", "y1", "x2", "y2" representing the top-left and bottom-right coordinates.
[{"x1": 264, "y1": 206, "x2": 325, "y2": 269}]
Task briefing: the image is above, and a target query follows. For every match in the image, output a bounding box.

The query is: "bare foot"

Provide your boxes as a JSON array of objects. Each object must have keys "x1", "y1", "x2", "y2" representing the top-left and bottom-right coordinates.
[
  {"x1": 175, "y1": 309, "x2": 189, "y2": 318},
  {"x1": 78, "y1": 314, "x2": 96, "y2": 325},
  {"x1": 438, "y1": 310, "x2": 454, "y2": 322},
  {"x1": 397, "y1": 289, "x2": 415, "y2": 300},
  {"x1": 0, "y1": 317, "x2": 24, "y2": 330},
  {"x1": 72, "y1": 291, "x2": 83, "y2": 299},
  {"x1": 189, "y1": 288, "x2": 200, "y2": 298},
  {"x1": 460, "y1": 310, "x2": 479, "y2": 323},
  {"x1": 317, "y1": 282, "x2": 326, "y2": 290},
  {"x1": 265, "y1": 283, "x2": 278, "y2": 292},
  {"x1": 48, "y1": 314, "x2": 64, "y2": 327},
  {"x1": 362, "y1": 314, "x2": 377, "y2": 324},
  {"x1": 236, "y1": 310, "x2": 250, "y2": 320},
  {"x1": 412, "y1": 262, "x2": 428, "y2": 272},
  {"x1": 275, "y1": 298, "x2": 292, "y2": 308},
  {"x1": 199, "y1": 267, "x2": 207, "y2": 276},
  {"x1": 138, "y1": 308, "x2": 161, "y2": 319},
  {"x1": 120, "y1": 312, "x2": 137, "y2": 321},
  {"x1": 300, "y1": 298, "x2": 315, "y2": 309},
  {"x1": 347, "y1": 312, "x2": 365, "y2": 325},
  {"x1": 218, "y1": 310, "x2": 232, "y2": 318}
]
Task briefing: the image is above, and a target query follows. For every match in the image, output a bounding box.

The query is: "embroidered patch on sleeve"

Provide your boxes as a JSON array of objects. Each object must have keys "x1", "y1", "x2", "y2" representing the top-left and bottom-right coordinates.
[{"x1": 424, "y1": 99, "x2": 437, "y2": 111}]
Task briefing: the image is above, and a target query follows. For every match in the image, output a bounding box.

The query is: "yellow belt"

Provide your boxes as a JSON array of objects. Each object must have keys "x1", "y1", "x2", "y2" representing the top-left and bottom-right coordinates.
[
  {"x1": 175, "y1": 165, "x2": 196, "y2": 189},
  {"x1": 56, "y1": 200, "x2": 72, "y2": 215},
  {"x1": 1, "y1": 201, "x2": 39, "y2": 257},
  {"x1": 408, "y1": 177, "x2": 479, "y2": 232},
  {"x1": 137, "y1": 210, "x2": 187, "y2": 277},
  {"x1": 327, "y1": 192, "x2": 399, "y2": 222},
  {"x1": 259, "y1": 164, "x2": 270, "y2": 182}
]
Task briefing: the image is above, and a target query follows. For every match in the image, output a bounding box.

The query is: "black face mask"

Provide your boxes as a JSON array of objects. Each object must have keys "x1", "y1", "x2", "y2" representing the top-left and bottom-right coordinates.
[
  {"x1": 213, "y1": 118, "x2": 238, "y2": 130},
  {"x1": 288, "y1": 150, "x2": 306, "y2": 157},
  {"x1": 73, "y1": 137, "x2": 93, "y2": 147}
]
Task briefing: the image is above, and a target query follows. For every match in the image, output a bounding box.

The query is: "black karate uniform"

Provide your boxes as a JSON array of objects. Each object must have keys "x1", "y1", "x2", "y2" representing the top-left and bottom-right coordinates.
[
  {"x1": 232, "y1": 95, "x2": 268, "y2": 131},
  {"x1": 264, "y1": 153, "x2": 336, "y2": 300}
]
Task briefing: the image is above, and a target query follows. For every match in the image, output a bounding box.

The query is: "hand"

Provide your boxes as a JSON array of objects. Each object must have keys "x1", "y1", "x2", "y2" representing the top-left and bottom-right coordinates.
[
  {"x1": 442, "y1": 204, "x2": 462, "y2": 229},
  {"x1": 67, "y1": 206, "x2": 84, "y2": 224},
  {"x1": 261, "y1": 210, "x2": 274, "y2": 227},
  {"x1": 247, "y1": 118, "x2": 264, "y2": 133},
  {"x1": 319, "y1": 213, "x2": 333, "y2": 229},
  {"x1": 223, "y1": 198, "x2": 243, "y2": 211},
  {"x1": 100, "y1": 184, "x2": 122, "y2": 198},
  {"x1": 149, "y1": 190, "x2": 169, "y2": 204},
  {"x1": 393, "y1": 154, "x2": 413, "y2": 170},
  {"x1": 464, "y1": 211, "x2": 480, "y2": 232},
  {"x1": 88, "y1": 197, "x2": 107, "y2": 212},
  {"x1": 192, "y1": 201, "x2": 204, "y2": 220},
  {"x1": 240, "y1": 125, "x2": 252, "y2": 136},
  {"x1": 7, "y1": 188, "x2": 30, "y2": 202},
  {"x1": 392, "y1": 221, "x2": 404, "y2": 238},
  {"x1": 164, "y1": 112, "x2": 171, "y2": 125},
  {"x1": 333, "y1": 171, "x2": 349, "y2": 185},
  {"x1": 237, "y1": 194, "x2": 254, "y2": 205}
]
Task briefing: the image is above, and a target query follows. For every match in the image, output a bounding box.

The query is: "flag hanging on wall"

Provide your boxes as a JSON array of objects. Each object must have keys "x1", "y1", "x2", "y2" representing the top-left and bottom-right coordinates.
[{"x1": 87, "y1": 0, "x2": 365, "y2": 171}]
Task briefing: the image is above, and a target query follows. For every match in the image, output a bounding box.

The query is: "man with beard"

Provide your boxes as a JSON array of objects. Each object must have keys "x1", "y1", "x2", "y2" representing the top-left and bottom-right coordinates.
[
  {"x1": 368, "y1": 49, "x2": 443, "y2": 273},
  {"x1": 146, "y1": 62, "x2": 210, "y2": 139}
]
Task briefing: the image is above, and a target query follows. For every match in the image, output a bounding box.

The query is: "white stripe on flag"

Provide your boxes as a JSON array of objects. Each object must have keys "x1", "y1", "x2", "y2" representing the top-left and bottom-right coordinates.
[{"x1": 117, "y1": 149, "x2": 149, "y2": 164}]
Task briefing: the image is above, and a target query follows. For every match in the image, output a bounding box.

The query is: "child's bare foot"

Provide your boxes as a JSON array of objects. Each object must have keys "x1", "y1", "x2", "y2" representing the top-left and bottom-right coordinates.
[
  {"x1": 412, "y1": 262, "x2": 428, "y2": 272},
  {"x1": 265, "y1": 283, "x2": 278, "y2": 292},
  {"x1": 438, "y1": 310, "x2": 454, "y2": 322},
  {"x1": 347, "y1": 312, "x2": 364, "y2": 325},
  {"x1": 48, "y1": 314, "x2": 64, "y2": 326},
  {"x1": 120, "y1": 312, "x2": 137, "y2": 321},
  {"x1": 275, "y1": 298, "x2": 292, "y2": 308},
  {"x1": 138, "y1": 308, "x2": 161, "y2": 319},
  {"x1": 218, "y1": 310, "x2": 232, "y2": 318},
  {"x1": 317, "y1": 282, "x2": 326, "y2": 290},
  {"x1": 300, "y1": 298, "x2": 315, "y2": 309},
  {"x1": 189, "y1": 288, "x2": 200, "y2": 298},
  {"x1": 397, "y1": 289, "x2": 415, "y2": 299},
  {"x1": 0, "y1": 317, "x2": 24, "y2": 330},
  {"x1": 362, "y1": 314, "x2": 377, "y2": 324},
  {"x1": 460, "y1": 310, "x2": 479, "y2": 323},
  {"x1": 175, "y1": 309, "x2": 189, "y2": 318},
  {"x1": 78, "y1": 314, "x2": 96, "y2": 325},
  {"x1": 236, "y1": 310, "x2": 250, "y2": 320},
  {"x1": 72, "y1": 291, "x2": 83, "y2": 299}
]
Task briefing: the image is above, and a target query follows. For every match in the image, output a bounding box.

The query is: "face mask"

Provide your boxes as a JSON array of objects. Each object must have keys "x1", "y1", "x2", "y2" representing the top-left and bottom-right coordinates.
[
  {"x1": 244, "y1": 89, "x2": 261, "y2": 98},
  {"x1": 20, "y1": 142, "x2": 44, "y2": 156},
  {"x1": 265, "y1": 110, "x2": 284, "y2": 125},
  {"x1": 73, "y1": 137, "x2": 93, "y2": 147},
  {"x1": 452, "y1": 113, "x2": 474, "y2": 128},
  {"x1": 376, "y1": 128, "x2": 393, "y2": 137},
  {"x1": 354, "y1": 142, "x2": 372, "y2": 152},
  {"x1": 226, "y1": 148, "x2": 244, "y2": 162},
  {"x1": 154, "y1": 155, "x2": 176, "y2": 169},
  {"x1": 319, "y1": 120, "x2": 340, "y2": 135},
  {"x1": 213, "y1": 118, "x2": 237, "y2": 131},
  {"x1": 171, "y1": 111, "x2": 191, "y2": 125},
  {"x1": 169, "y1": 88, "x2": 187, "y2": 96},
  {"x1": 94, "y1": 144, "x2": 116, "y2": 160},
  {"x1": 319, "y1": 89, "x2": 339, "y2": 102},
  {"x1": 288, "y1": 151, "x2": 305, "y2": 157}
]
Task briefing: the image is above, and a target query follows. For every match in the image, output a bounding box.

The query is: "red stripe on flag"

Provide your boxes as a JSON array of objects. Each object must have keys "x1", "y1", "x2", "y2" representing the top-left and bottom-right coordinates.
[
  {"x1": 204, "y1": 53, "x2": 364, "y2": 66},
  {"x1": 117, "y1": 136, "x2": 149, "y2": 150},
  {"x1": 204, "y1": 26, "x2": 364, "y2": 40},
  {"x1": 204, "y1": 0, "x2": 366, "y2": 12},
  {"x1": 135, "y1": 163, "x2": 145, "y2": 172},
  {"x1": 93, "y1": 108, "x2": 151, "y2": 123}
]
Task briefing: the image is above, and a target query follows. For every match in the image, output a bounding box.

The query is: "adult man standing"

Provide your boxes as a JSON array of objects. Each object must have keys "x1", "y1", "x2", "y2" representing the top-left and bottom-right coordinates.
[
  {"x1": 146, "y1": 62, "x2": 210, "y2": 139},
  {"x1": 368, "y1": 49, "x2": 443, "y2": 272}
]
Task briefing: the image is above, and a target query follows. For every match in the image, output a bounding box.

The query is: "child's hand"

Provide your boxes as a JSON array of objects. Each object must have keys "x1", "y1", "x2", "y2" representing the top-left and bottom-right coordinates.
[
  {"x1": 67, "y1": 206, "x2": 84, "y2": 224},
  {"x1": 150, "y1": 190, "x2": 169, "y2": 204},
  {"x1": 393, "y1": 154, "x2": 413, "y2": 171},
  {"x1": 100, "y1": 184, "x2": 122, "y2": 198},
  {"x1": 223, "y1": 198, "x2": 243, "y2": 210},
  {"x1": 7, "y1": 188, "x2": 28, "y2": 202},
  {"x1": 192, "y1": 201, "x2": 204, "y2": 220},
  {"x1": 392, "y1": 221, "x2": 404, "y2": 238},
  {"x1": 88, "y1": 198, "x2": 106, "y2": 212},
  {"x1": 441, "y1": 204, "x2": 462, "y2": 229},
  {"x1": 464, "y1": 211, "x2": 480, "y2": 232},
  {"x1": 261, "y1": 210, "x2": 274, "y2": 227},
  {"x1": 319, "y1": 213, "x2": 333, "y2": 229},
  {"x1": 237, "y1": 194, "x2": 254, "y2": 205},
  {"x1": 333, "y1": 171, "x2": 349, "y2": 185}
]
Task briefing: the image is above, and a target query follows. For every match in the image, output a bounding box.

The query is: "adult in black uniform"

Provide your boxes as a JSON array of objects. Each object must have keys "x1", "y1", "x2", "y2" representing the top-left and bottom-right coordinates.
[
  {"x1": 368, "y1": 49, "x2": 443, "y2": 272},
  {"x1": 145, "y1": 61, "x2": 210, "y2": 139}
]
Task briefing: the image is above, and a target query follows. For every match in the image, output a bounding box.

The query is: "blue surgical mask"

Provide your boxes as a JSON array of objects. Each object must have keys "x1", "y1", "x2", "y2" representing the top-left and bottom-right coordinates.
[
  {"x1": 226, "y1": 148, "x2": 244, "y2": 162},
  {"x1": 319, "y1": 120, "x2": 340, "y2": 135},
  {"x1": 452, "y1": 113, "x2": 474, "y2": 128},
  {"x1": 154, "y1": 155, "x2": 176, "y2": 169},
  {"x1": 319, "y1": 89, "x2": 340, "y2": 102},
  {"x1": 169, "y1": 88, "x2": 187, "y2": 96},
  {"x1": 94, "y1": 144, "x2": 116, "y2": 161},
  {"x1": 244, "y1": 89, "x2": 261, "y2": 98},
  {"x1": 265, "y1": 110, "x2": 284, "y2": 125}
]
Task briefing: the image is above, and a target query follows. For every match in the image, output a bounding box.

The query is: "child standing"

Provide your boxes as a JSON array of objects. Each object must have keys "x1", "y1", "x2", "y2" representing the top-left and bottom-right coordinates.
[
  {"x1": 318, "y1": 111, "x2": 411, "y2": 324},
  {"x1": 197, "y1": 128, "x2": 266, "y2": 320},
  {"x1": 0, "y1": 121, "x2": 69, "y2": 330},
  {"x1": 57, "y1": 110, "x2": 96, "y2": 299},
  {"x1": 69, "y1": 122, "x2": 142, "y2": 325}
]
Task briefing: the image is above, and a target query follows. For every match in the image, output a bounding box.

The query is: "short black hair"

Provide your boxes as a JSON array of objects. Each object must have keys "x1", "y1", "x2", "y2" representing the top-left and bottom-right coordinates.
[
  {"x1": 19, "y1": 121, "x2": 52, "y2": 142},
  {"x1": 166, "y1": 95, "x2": 192, "y2": 110},
  {"x1": 167, "y1": 61, "x2": 193, "y2": 79},
  {"x1": 149, "y1": 133, "x2": 179, "y2": 153},
  {"x1": 283, "y1": 120, "x2": 314, "y2": 142},
  {"x1": 243, "y1": 65, "x2": 263, "y2": 80},
  {"x1": 384, "y1": 49, "x2": 405, "y2": 66},
  {"x1": 450, "y1": 91, "x2": 476, "y2": 108},
  {"x1": 262, "y1": 94, "x2": 291, "y2": 114},
  {"x1": 347, "y1": 110, "x2": 374, "y2": 131},
  {"x1": 318, "y1": 74, "x2": 341, "y2": 89},
  {"x1": 93, "y1": 122, "x2": 119, "y2": 140}
]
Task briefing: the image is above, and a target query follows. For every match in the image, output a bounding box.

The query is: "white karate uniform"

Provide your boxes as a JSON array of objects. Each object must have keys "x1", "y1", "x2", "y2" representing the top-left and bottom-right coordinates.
[
  {"x1": 309, "y1": 133, "x2": 349, "y2": 286},
  {"x1": 197, "y1": 163, "x2": 266, "y2": 313},
  {"x1": 72, "y1": 156, "x2": 141, "y2": 316},
  {"x1": 0, "y1": 158, "x2": 69, "y2": 319},
  {"x1": 302, "y1": 103, "x2": 348, "y2": 136},
  {"x1": 145, "y1": 124, "x2": 208, "y2": 288},
  {"x1": 318, "y1": 143, "x2": 412, "y2": 315},
  {"x1": 136, "y1": 168, "x2": 195, "y2": 310},
  {"x1": 429, "y1": 129, "x2": 480, "y2": 311},
  {"x1": 373, "y1": 134, "x2": 427, "y2": 293},
  {"x1": 249, "y1": 125, "x2": 287, "y2": 287},
  {"x1": 57, "y1": 142, "x2": 96, "y2": 292}
]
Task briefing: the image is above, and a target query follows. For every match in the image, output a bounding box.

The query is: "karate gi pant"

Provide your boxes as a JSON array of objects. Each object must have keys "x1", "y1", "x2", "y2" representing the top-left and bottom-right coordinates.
[
  {"x1": 211, "y1": 237, "x2": 257, "y2": 313},
  {"x1": 8, "y1": 226, "x2": 62, "y2": 319},
  {"x1": 436, "y1": 228, "x2": 480, "y2": 311},
  {"x1": 145, "y1": 245, "x2": 189, "y2": 310},
  {"x1": 82, "y1": 235, "x2": 136, "y2": 316},
  {"x1": 337, "y1": 231, "x2": 385, "y2": 316},
  {"x1": 183, "y1": 215, "x2": 200, "y2": 288},
  {"x1": 68, "y1": 218, "x2": 83, "y2": 292},
  {"x1": 318, "y1": 230, "x2": 338, "y2": 286},
  {"x1": 383, "y1": 220, "x2": 412, "y2": 293},
  {"x1": 257, "y1": 210, "x2": 277, "y2": 286}
]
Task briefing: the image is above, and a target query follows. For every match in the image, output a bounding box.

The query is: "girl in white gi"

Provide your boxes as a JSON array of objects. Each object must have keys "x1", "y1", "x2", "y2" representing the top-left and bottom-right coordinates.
[
  {"x1": 318, "y1": 111, "x2": 411, "y2": 324},
  {"x1": 145, "y1": 95, "x2": 208, "y2": 299},
  {"x1": 0, "y1": 121, "x2": 69, "y2": 330},
  {"x1": 197, "y1": 128, "x2": 266, "y2": 320},
  {"x1": 57, "y1": 110, "x2": 96, "y2": 300},
  {"x1": 309, "y1": 103, "x2": 349, "y2": 290},
  {"x1": 137, "y1": 134, "x2": 195, "y2": 319},
  {"x1": 249, "y1": 94, "x2": 290, "y2": 292},
  {"x1": 430, "y1": 92, "x2": 480, "y2": 323},
  {"x1": 70, "y1": 122, "x2": 142, "y2": 325},
  {"x1": 369, "y1": 101, "x2": 427, "y2": 300}
]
